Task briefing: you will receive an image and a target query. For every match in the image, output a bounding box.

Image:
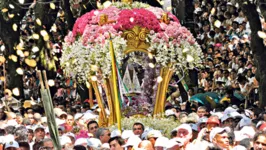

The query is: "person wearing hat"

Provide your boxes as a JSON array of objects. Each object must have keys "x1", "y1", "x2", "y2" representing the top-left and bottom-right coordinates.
[
  {"x1": 122, "y1": 135, "x2": 141, "y2": 150},
  {"x1": 172, "y1": 124, "x2": 193, "y2": 149},
  {"x1": 4, "y1": 141, "x2": 19, "y2": 150},
  {"x1": 33, "y1": 125, "x2": 45, "y2": 143},
  {"x1": 196, "y1": 116, "x2": 221, "y2": 142},
  {"x1": 209, "y1": 127, "x2": 230, "y2": 150},
  {"x1": 147, "y1": 130, "x2": 162, "y2": 148}
]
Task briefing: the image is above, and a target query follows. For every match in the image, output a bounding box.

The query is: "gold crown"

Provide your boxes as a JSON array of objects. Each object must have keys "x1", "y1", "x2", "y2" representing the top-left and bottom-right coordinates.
[{"x1": 121, "y1": 0, "x2": 133, "y2": 4}]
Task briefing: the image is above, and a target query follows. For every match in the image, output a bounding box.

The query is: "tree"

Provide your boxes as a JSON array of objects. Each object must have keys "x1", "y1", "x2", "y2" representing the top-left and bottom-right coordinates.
[
  {"x1": 237, "y1": 0, "x2": 266, "y2": 108},
  {"x1": 0, "y1": 0, "x2": 34, "y2": 98}
]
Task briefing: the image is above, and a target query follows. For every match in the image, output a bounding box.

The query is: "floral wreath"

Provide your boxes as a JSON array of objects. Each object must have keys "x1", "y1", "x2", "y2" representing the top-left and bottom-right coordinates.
[{"x1": 61, "y1": 2, "x2": 203, "y2": 83}]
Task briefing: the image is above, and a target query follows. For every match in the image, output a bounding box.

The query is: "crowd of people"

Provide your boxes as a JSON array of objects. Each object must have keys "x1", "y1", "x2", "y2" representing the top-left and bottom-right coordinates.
[{"x1": 0, "y1": 0, "x2": 265, "y2": 149}]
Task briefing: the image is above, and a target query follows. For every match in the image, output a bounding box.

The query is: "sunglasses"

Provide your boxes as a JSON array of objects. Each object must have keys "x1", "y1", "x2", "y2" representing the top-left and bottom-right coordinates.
[{"x1": 90, "y1": 126, "x2": 98, "y2": 130}]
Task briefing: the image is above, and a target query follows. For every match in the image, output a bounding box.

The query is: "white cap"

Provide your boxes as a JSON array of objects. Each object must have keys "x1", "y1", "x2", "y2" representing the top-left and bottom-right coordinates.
[
  {"x1": 60, "y1": 135, "x2": 72, "y2": 146},
  {"x1": 221, "y1": 111, "x2": 242, "y2": 122},
  {"x1": 224, "y1": 107, "x2": 237, "y2": 115},
  {"x1": 41, "y1": 117, "x2": 47, "y2": 123},
  {"x1": 210, "y1": 112, "x2": 223, "y2": 119},
  {"x1": 4, "y1": 134, "x2": 15, "y2": 143},
  {"x1": 101, "y1": 143, "x2": 110, "y2": 149},
  {"x1": 154, "y1": 137, "x2": 169, "y2": 147},
  {"x1": 58, "y1": 111, "x2": 67, "y2": 117},
  {"x1": 74, "y1": 138, "x2": 87, "y2": 146},
  {"x1": 173, "y1": 124, "x2": 192, "y2": 134},
  {"x1": 111, "y1": 129, "x2": 121, "y2": 138},
  {"x1": 74, "y1": 113, "x2": 84, "y2": 120},
  {"x1": 165, "y1": 109, "x2": 175, "y2": 117},
  {"x1": 166, "y1": 138, "x2": 184, "y2": 149},
  {"x1": 33, "y1": 125, "x2": 45, "y2": 132},
  {"x1": 123, "y1": 135, "x2": 142, "y2": 148},
  {"x1": 121, "y1": 130, "x2": 134, "y2": 139},
  {"x1": 210, "y1": 127, "x2": 230, "y2": 142},
  {"x1": 6, "y1": 120, "x2": 18, "y2": 126},
  {"x1": 56, "y1": 118, "x2": 66, "y2": 126},
  {"x1": 83, "y1": 110, "x2": 97, "y2": 120},
  {"x1": 234, "y1": 131, "x2": 244, "y2": 142},
  {"x1": 147, "y1": 130, "x2": 162, "y2": 139},
  {"x1": 54, "y1": 108, "x2": 63, "y2": 117},
  {"x1": 5, "y1": 141, "x2": 19, "y2": 149},
  {"x1": 190, "y1": 124, "x2": 198, "y2": 131},
  {"x1": 87, "y1": 138, "x2": 102, "y2": 148},
  {"x1": 233, "y1": 145, "x2": 247, "y2": 150},
  {"x1": 240, "y1": 126, "x2": 256, "y2": 139},
  {"x1": 64, "y1": 132, "x2": 76, "y2": 140},
  {"x1": 239, "y1": 117, "x2": 252, "y2": 128}
]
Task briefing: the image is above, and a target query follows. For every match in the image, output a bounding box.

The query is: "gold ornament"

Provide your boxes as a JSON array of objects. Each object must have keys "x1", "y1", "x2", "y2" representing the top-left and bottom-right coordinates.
[
  {"x1": 123, "y1": 26, "x2": 150, "y2": 54},
  {"x1": 160, "y1": 13, "x2": 170, "y2": 24},
  {"x1": 98, "y1": 14, "x2": 115, "y2": 26},
  {"x1": 122, "y1": 0, "x2": 133, "y2": 4}
]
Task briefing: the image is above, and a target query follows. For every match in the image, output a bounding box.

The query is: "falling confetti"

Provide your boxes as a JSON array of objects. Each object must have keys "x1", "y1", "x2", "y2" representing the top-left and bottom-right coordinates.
[
  {"x1": 186, "y1": 54, "x2": 194, "y2": 62},
  {"x1": 258, "y1": 31, "x2": 266, "y2": 39},
  {"x1": 0, "y1": 56, "x2": 5, "y2": 63},
  {"x1": 50, "y1": 3, "x2": 56, "y2": 9},
  {"x1": 214, "y1": 20, "x2": 221, "y2": 28},
  {"x1": 51, "y1": 24, "x2": 57, "y2": 32},
  {"x1": 16, "y1": 50, "x2": 24, "y2": 56},
  {"x1": 148, "y1": 63, "x2": 155, "y2": 68},
  {"x1": 9, "y1": 55, "x2": 18, "y2": 62},
  {"x1": 32, "y1": 46, "x2": 39, "y2": 53},
  {"x1": 103, "y1": 1, "x2": 112, "y2": 8},
  {"x1": 91, "y1": 76, "x2": 97, "y2": 81},
  {"x1": 148, "y1": 53, "x2": 153, "y2": 59},
  {"x1": 25, "y1": 58, "x2": 37, "y2": 67},
  {"x1": 9, "y1": 4, "x2": 15, "y2": 9},
  {"x1": 16, "y1": 68, "x2": 24, "y2": 75},
  {"x1": 0, "y1": 45, "x2": 5, "y2": 51},
  {"x1": 157, "y1": 76, "x2": 163, "y2": 83},
  {"x1": 32, "y1": 34, "x2": 40, "y2": 39},
  {"x1": 16, "y1": 43, "x2": 24, "y2": 50},
  {"x1": 36, "y1": 18, "x2": 42, "y2": 26},
  {"x1": 8, "y1": 13, "x2": 15, "y2": 18},
  {"x1": 48, "y1": 80, "x2": 55, "y2": 86},
  {"x1": 1, "y1": 8, "x2": 8, "y2": 13},
  {"x1": 12, "y1": 88, "x2": 20, "y2": 96},
  {"x1": 18, "y1": 0, "x2": 25, "y2": 4},
  {"x1": 12, "y1": 24, "x2": 18, "y2": 31},
  {"x1": 24, "y1": 51, "x2": 29, "y2": 57}
]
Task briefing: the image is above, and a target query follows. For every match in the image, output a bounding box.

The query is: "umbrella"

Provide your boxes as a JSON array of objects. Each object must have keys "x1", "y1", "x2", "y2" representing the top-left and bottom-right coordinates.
[{"x1": 190, "y1": 92, "x2": 220, "y2": 108}]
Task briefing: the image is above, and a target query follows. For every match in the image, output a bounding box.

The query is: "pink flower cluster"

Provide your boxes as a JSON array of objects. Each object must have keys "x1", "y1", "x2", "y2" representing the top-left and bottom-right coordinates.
[
  {"x1": 68, "y1": 4, "x2": 195, "y2": 48},
  {"x1": 93, "y1": 6, "x2": 120, "y2": 23},
  {"x1": 72, "y1": 10, "x2": 97, "y2": 37},
  {"x1": 82, "y1": 24, "x2": 122, "y2": 46},
  {"x1": 114, "y1": 9, "x2": 161, "y2": 32},
  {"x1": 146, "y1": 7, "x2": 180, "y2": 24},
  {"x1": 151, "y1": 21, "x2": 195, "y2": 45}
]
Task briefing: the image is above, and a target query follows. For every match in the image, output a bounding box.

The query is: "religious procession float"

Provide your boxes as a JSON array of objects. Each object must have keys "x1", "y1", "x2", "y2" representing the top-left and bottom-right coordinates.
[{"x1": 61, "y1": 0, "x2": 203, "y2": 135}]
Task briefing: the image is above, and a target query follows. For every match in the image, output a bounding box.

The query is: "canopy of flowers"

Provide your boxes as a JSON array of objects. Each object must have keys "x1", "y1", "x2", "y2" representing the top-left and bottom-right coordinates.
[{"x1": 61, "y1": 2, "x2": 203, "y2": 83}]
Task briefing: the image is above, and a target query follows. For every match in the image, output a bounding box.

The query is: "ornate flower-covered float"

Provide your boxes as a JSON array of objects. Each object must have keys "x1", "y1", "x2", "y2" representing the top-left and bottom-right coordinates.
[{"x1": 61, "y1": 0, "x2": 203, "y2": 127}]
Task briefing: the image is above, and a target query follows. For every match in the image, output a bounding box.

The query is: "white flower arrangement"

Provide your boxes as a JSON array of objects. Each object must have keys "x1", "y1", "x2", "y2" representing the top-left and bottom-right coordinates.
[
  {"x1": 109, "y1": 115, "x2": 180, "y2": 138},
  {"x1": 111, "y1": 1, "x2": 150, "y2": 9},
  {"x1": 61, "y1": 35, "x2": 126, "y2": 83}
]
